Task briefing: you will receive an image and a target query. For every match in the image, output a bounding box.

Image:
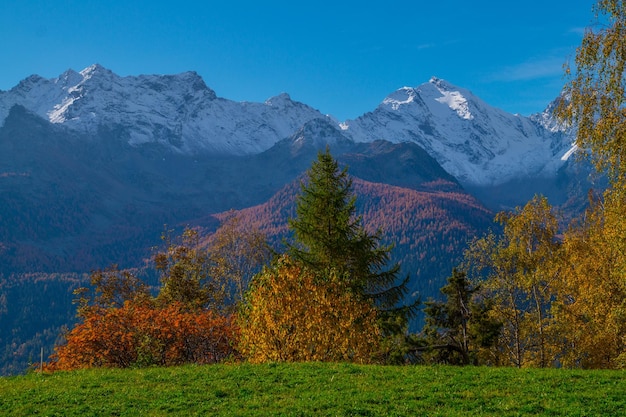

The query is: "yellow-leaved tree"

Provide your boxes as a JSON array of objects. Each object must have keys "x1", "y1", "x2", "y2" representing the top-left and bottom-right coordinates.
[
  {"x1": 207, "y1": 212, "x2": 271, "y2": 310},
  {"x1": 465, "y1": 195, "x2": 561, "y2": 368},
  {"x1": 238, "y1": 255, "x2": 381, "y2": 363},
  {"x1": 559, "y1": 0, "x2": 626, "y2": 186},
  {"x1": 552, "y1": 0, "x2": 626, "y2": 368},
  {"x1": 552, "y1": 192, "x2": 626, "y2": 368},
  {"x1": 239, "y1": 148, "x2": 414, "y2": 364}
]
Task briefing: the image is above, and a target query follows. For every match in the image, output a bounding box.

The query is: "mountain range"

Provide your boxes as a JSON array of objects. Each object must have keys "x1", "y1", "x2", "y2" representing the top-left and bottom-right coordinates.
[
  {"x1": 0, "y1": 64, "x2": 598, "y2": 374},
  {"x1": 0, "y1": 64, "x2": 576, "y2": 185}
]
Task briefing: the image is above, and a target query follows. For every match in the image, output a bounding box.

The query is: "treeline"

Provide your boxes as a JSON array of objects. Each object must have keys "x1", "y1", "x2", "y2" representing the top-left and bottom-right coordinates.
[
  {"x1": 440, "y1": 0, "x2": 626, "y2": 368},
  {"x1": 410, "y1": 0, "x2": 626, "y2": 369},
  {"x1": 1, "y1": 147, "x2": 489, "y2": 374},
  {"x1": 0, "y1": 273, "x2": 87, "y2": 375},
  {"x1": 45, "y1": 220, "x2": 266, "y2": 370},
  {"x1": 354, "y1": 181, "x2": 493, "y2": 297}
]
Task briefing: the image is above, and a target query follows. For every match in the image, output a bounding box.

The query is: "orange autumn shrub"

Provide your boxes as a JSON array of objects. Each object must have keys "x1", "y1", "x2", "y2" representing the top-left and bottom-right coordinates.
[{"x1": 46, "y1": 301, "x2": 239, "y2": 370}]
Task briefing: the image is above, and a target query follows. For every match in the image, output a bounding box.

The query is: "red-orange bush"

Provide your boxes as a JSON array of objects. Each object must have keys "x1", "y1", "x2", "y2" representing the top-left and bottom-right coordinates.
[{"x1": 46, "y1": 301, "x2": 239, "y2": 371}]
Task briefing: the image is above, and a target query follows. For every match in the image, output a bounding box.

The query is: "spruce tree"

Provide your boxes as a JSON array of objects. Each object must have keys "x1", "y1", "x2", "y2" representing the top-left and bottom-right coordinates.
[
  {"x1": 420, "y1": 269, "x2": 501, "y2": 365},
  {"x1": 288, "y1": 146, "x2": 414, "y2": 319}
]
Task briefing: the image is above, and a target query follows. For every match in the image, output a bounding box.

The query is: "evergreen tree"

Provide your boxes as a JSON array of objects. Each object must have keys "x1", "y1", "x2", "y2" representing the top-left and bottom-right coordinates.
[
  {"x1": 419, "y1": 269, "x2": 501, "y2": 365},
  {"x1": 288, "y1": 146, "x2": 415, "y2": 321}
]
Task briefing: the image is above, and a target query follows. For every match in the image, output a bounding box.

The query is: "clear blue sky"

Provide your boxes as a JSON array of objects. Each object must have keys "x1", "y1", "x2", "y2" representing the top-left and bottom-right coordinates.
[{"x1": 0, "y1": 0, "x2": 597, "y2": 121}]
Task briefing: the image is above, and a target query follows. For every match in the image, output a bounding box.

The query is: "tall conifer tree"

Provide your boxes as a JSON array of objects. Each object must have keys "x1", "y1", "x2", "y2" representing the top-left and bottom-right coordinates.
[{"x1": 288, "y1": 146, "x2": 414, "y2": 319}]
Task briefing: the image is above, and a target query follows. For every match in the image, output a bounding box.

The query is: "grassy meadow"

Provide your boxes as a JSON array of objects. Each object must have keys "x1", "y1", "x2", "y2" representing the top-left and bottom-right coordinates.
[{"x1": 1, "y1": 362, "x2": 624, "y2": 416}]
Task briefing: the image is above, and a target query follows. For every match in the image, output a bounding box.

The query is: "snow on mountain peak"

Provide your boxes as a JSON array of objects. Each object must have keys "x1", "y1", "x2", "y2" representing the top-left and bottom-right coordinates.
[
  {"x1": 382, "y1": 87, "x2": 417, "y2": 110},
  {"x1": 561, "y1": 143, "x2": 579, "y2": 161},
  {"x1": 57, "y1": 69, "x2": 83, "y2": 88},
  {"x1": 378, "y1": 78, "x2": 474, "y2": 121},
  {"x1": 429, "y1": 78, "x2": 473, "y2": 121},
  {"x1": 287, "y1": 117, "x2": 351, "y2": 153},
  {"x1": 428, "y1": 76, "x2": 456, "y2": 90},
  {"x1": 265, "y1": 93, "x2": 292, "y2": 106},
  {"x1": 530, "y1": 93, "x2": 572, "y2": 133},
  {"x1": 79, "y1": 63, "x2": 109, "y2": 79}
]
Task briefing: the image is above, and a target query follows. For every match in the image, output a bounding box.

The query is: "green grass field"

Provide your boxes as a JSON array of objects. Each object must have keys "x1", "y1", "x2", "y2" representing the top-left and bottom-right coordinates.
[{"x1": 1, "y1": 362, "x2": 624, "y2": 416}]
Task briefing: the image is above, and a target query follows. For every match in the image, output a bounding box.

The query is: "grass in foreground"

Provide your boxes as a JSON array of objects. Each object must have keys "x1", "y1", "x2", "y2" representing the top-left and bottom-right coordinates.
[{"x1": 1, "y1": 362, "x2": 624, "y2": 416}]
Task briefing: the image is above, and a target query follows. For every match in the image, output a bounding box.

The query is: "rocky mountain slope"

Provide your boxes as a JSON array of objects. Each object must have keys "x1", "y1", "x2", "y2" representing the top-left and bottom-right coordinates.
[{"x1": 341, "y1": 78, "x2": 575, "y2": 187}]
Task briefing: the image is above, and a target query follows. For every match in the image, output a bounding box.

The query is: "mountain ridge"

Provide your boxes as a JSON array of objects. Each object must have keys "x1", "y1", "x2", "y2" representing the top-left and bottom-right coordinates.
[
  {"x1": 340, "y1": 79, "x2": 575, "y2": 186},
  {"x1": 0, "y1": 64, "x2": 575, "y2": 187},
  {"x1": 0, "y1": 64, "x2": 326, "y2": 155}
]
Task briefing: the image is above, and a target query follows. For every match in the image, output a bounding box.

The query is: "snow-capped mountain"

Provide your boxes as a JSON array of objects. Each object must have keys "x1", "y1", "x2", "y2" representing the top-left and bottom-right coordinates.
[
  {"x1": 0, "y1": 65, "x2": 575, "y2": 186},
  {"x1": 0, "y1": 64, "x2": 326, "y2": 155},
  {"x1": 341, "y1": 77, "x2": 575, "y2": 186}
]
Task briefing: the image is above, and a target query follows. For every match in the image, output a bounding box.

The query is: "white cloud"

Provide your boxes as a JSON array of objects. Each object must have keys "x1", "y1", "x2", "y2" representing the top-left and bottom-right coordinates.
[
  {"x1": 416, "y1": 43, "x2": 435, "y2": 50},
  {"x1": 568, "y1": 26, "x2": 587, "y2": 36},
  {"x1": 490, "y1": 55, "x2": 569, "y2": 82}
]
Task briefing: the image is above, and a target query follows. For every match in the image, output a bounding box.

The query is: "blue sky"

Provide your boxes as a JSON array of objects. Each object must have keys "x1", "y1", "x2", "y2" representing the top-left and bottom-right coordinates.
[{"x1": 1, "y1": 0, "x2": 597, "y2": 121}]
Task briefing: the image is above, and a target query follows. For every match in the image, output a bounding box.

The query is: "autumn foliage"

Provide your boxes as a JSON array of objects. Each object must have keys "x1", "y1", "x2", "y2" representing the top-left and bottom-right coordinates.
[
  {"x1": 45, "y1": 231, "x2": 243, "y2": 371},
  {"x1": 46, "y1": 301, "x2": 238, "y2": 370},
  {"x1": 449, "y1": 1, "x2": 626, "y2": 369},
  {"x1": 238, "y1": 256, "x2": 381, "y2": 364},
  {"x1": 463, "y1": 190, "x2": 626, "y2": 369},
  {"x1": 551, "y1": 191, "x2": 626, "y2": 368}
]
